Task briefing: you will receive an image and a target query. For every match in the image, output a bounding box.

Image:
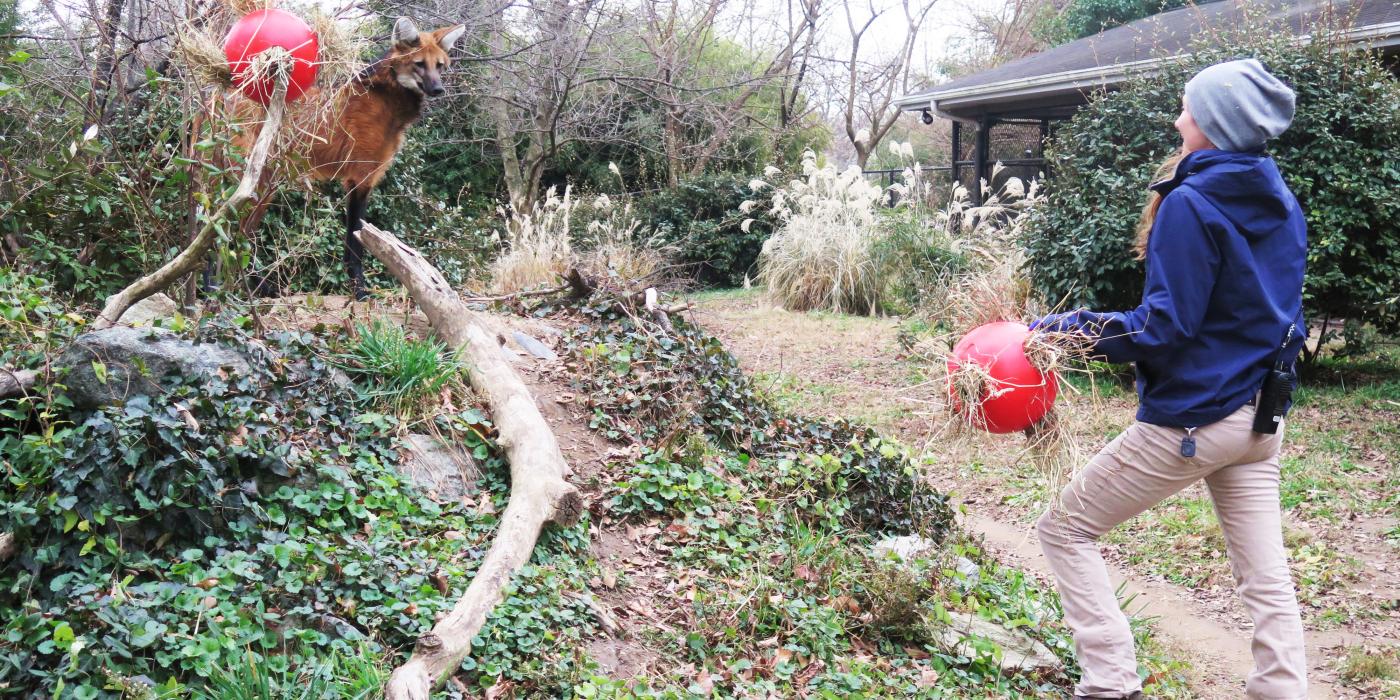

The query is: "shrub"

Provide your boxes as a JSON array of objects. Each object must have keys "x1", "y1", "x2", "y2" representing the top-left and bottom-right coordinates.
[
  {"x1": 575, "y1": 194, "x2": 673, "y2": 286},
  {"x1": 640, "y1": 172, "x2": 777, "y2": 287},
  {"x1": 250, "y1": 136, "x2": 498, "y2": 295},
  {"x1": 1, "y1": 86, "x2": 219, "y2": 302},
  {"x1": 1035, "y1": 0, "x2": 1189, "y2": 44},
  {"x1": 0, "y1": 317, "x2": 501, "y2": 697},
  {"x1": 755, "y1": 152, "x2": 886, "y2": 314},
  {"x1": 1023, "y1": 24, "x2": 1400, "y2": 335}
]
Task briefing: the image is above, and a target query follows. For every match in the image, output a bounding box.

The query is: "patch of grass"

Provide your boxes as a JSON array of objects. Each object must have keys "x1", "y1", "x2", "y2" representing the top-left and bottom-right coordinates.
[
  {"x1": 1338, "y1": 645, "x2": 1400, "y2": 696},
  {"x1": 687, "y1": 286, "x2": 763, "y2": 304},
  {"x1": 1105, "y1": 494, "x2": 1231, "y2": 589},
  {"x1": 190, "y1": 649, "x2": 387, "y2": 700},
  {"x1": 336, "y1": 319, "x2": 467, "y2": 420},
  {"x1": 1281, "y1": 382, "x2": 1399, "y2": 523},
  {"x1": 1105, "y1": 495, "x2": 1362, "y2": 607},
  {"x1": 752, "y1": 370, "x2": 840, "y2": 415}
]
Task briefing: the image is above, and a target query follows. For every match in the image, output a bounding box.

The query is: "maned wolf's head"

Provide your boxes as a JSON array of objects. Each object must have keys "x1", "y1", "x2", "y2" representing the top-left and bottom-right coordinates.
[{"x1": 384, "y1": 17, "x2": 465, "y2": 98}]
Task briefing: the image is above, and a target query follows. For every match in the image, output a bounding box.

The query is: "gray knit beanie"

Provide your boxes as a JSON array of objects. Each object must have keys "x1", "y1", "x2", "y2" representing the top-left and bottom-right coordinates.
[{"x1": 1183, "y1": 59, "x2": 1296, "y2": 152}]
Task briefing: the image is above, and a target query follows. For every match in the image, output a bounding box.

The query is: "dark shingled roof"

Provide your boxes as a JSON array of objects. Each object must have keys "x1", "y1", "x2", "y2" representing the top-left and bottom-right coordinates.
[{"x1": 898, "y1": 0, "x2": 1400, "y2": 121}]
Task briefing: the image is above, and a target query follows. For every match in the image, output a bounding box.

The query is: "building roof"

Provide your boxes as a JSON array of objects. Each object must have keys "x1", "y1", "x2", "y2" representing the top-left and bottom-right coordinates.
[{"x1": 898, "y1": 0, "x2": 1400, "y2": 122}]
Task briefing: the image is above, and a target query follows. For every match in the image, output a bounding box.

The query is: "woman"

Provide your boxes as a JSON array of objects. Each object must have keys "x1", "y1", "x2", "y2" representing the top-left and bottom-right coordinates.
[{"x1": 1032, "y1": 59, "x2": 1309, "y2": 700}]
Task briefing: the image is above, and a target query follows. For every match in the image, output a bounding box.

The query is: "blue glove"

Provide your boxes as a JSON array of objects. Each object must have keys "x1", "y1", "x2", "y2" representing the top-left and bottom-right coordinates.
[{"x1": 1030, "y1": 311, "x2": 1083, "y2": 334}]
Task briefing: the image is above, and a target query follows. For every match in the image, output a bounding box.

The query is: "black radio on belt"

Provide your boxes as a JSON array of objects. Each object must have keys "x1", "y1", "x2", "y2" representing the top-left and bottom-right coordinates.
[{"x1": 1252, "y1": 322, "x2": 1298, "y2": 435}]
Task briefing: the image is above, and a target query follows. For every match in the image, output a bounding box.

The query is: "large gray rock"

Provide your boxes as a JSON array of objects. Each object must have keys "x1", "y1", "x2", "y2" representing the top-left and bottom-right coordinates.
[
  {"x1": 934, "y1": 611, "x2": 1063, "y2": 674},
  {"x1": 115, "y1": 292, "x2": 178, "y2": 327},
  {"x1": 399, "y1": 433, "x2": 480, "y2": 502},
  {"x1": 511, "y1": 331, "x2": 558, "y2": 361},
  {"x1": 58, "y1": 326, "x2": 252, "y2": 408}
]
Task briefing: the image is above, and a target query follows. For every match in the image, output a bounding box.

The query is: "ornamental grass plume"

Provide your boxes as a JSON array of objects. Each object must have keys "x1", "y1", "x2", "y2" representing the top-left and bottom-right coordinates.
[
  {"x1": 489, "y1": 186, "x2": 577, "y2": 294},
  {"x1": 751, "y1": 150, "x2": 886, "y2": 314}
]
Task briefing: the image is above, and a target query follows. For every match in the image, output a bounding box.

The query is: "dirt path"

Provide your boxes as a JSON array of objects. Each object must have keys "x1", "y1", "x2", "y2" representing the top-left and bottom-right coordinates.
[{"x1": 687, "y1": 290, "x2": 1395, "y2": 700}]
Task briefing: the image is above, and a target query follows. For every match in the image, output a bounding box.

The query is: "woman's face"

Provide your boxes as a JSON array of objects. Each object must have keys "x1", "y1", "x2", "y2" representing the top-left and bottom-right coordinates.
[{"x1": 1175, "y1": 99, "x2": 1215, "y2": 153}]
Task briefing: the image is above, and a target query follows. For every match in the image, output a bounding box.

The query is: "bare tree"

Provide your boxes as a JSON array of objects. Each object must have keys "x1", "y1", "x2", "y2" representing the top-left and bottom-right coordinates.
[
  {"x1": 576, "y1": 0, "x2": 824, "y2": 186},
  {"x1": 938, "y1": 0, "x2": 1049, "y2": 77},
  {"x1": 775, "y1": 0, "x2": 824, "y2": 155},
  {"x1": 837, "y1": 0, "x2": 939, "y2": 168},
  {"x1": 472, "y1": 0, "x2": 621, "y2": 213}
]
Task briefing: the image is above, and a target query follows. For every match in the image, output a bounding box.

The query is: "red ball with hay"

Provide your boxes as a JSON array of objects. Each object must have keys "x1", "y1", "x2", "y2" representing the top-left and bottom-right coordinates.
[
  {"x1": 223, "y1": 8, "x2": 320, "y2": 104},
  {"x1": 947, "y1": 321, "x2": 1058, "y2": 433}
]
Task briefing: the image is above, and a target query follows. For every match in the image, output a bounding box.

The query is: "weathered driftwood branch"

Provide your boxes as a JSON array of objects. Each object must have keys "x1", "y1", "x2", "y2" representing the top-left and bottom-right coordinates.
[
  {"x1": 462, "y1": 283, "x2": 573, "y2": 304},
  {"x1": 0, "y1": 369, "x2": 37, "y2": 400},
  {"x1": 356, "y1": 222, "x2": 583, "y2": 700},
  {"x1": 461, "y1": 268, "x2": 595, "y2": 304},
  {"x1": 94, "y1": 70, "x2": 291, "y2": 329}
]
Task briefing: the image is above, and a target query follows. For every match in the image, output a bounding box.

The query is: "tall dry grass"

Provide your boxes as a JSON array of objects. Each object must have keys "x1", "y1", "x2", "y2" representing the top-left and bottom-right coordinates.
[
  {"x1": 926, "y1": 168, "x2": 1045, "y2": 331},
  {"x1": 488, "y1": 172, "x2": 673, "y2": 294},
  {"x1": 488, "y1": 185, "x2": 578, "y2": 293},
  {"x1": 751, "y1": 151, "x2": 887, "y2": 314}
]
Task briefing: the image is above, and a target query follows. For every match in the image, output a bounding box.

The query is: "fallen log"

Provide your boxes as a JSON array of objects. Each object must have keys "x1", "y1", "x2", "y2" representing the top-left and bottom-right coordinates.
[
  {"x1": 94, "y1": 61, "x2": 292, "y2": 329},
  {"x1": 0, "y1": 369, "x2": 37, "y2": 399},
  {"x1": 356, "y1": 222, "x2": 583, "y2": 699}
]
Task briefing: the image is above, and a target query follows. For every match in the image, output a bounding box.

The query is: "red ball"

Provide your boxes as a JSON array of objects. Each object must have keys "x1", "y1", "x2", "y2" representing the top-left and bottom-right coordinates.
[
  {"x1": 947, "y1": 321, "x2": 1058, "y2": 434},
  {"x1": 223, "y1": 9, "x2": 319, "y2": 105}
]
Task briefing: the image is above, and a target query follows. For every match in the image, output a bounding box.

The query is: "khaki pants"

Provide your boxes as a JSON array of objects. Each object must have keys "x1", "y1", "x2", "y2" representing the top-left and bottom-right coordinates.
[{"x1": 1037, "y1": 404, "x2": 1308, "y2": 699}]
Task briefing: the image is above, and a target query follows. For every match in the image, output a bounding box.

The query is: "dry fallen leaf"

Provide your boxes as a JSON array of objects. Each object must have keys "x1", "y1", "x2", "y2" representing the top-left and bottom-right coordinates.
[
  {"x1": 831, "y1": 594, "x2": 860, "y2": 614},
  {"x1": 917, "y1": 667, "x2": 940, "y2": 688},
  {"x1": 174, "y1": 402, "x2": 200, "y2": 431},
  {"x1": 694, "y1": 669, "x2": 714, "y2": 694},
  {"x1": 794, "y1": 660, "x2": 825, "y2": 689},
  {"x1": 477, "y1": 497, "x2": 496, "y2": 515}
]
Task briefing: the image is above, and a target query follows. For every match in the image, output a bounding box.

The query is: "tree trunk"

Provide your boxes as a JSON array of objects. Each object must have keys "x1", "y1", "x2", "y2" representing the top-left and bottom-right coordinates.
[
  {"x1": 90, "y1": 0, "x2": 128, "y2": 123},
  {"x1": 94, "y1": 70, "x2": 290, "y2": 329},
  {"x1": 355, "y1": 222, "x2": 583, "y2": 699}
]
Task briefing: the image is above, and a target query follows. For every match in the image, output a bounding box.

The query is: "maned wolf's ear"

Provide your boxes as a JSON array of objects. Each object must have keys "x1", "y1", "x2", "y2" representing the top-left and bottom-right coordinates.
[
  {"x1": 438, "y1": 25, "x2": 465, "y2": 53},
  {"x1": 392, "y1": 17, "x2": 422, "y2": 48}
]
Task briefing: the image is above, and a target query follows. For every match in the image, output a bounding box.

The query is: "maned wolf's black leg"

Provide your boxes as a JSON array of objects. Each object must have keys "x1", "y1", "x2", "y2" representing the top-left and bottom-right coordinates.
[{"x1": 344, "y1": 187, "x2": 371, "y2": 301}]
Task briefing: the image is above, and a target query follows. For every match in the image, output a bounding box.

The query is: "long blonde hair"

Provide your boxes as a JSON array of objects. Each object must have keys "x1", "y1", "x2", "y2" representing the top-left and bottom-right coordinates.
[{"x1": 1134, "y1": 150, "x2": 1188, "y2": 260}]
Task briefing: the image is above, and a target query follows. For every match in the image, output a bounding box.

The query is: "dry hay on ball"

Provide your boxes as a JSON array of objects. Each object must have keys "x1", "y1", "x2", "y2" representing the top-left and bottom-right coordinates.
[
  {"x1": 171, "y1": 3, "x2": 367, "y2": 96},
  {"x1": 932, "y1": 323, "x2": 1099, "y2": 510},
  {"x1": 174, "y1": 22, "x2": 235, "y2": 88}
]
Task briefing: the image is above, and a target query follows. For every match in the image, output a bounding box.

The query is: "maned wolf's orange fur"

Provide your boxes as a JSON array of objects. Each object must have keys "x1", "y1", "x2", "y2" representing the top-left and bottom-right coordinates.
[{"x1": 233, "y1": 17, "x2": 463, "y2": 298}]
